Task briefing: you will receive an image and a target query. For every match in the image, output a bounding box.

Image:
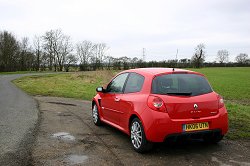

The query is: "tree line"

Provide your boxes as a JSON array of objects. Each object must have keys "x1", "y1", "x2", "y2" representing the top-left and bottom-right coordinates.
[{"x1": 0, "y1": 30, "x2": 249, "y2": 72}]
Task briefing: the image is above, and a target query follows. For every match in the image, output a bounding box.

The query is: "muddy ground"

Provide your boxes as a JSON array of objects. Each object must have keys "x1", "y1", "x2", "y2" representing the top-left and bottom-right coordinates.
[{"x1": 32, "y1": 96, "x2": 250, "y2": 166}]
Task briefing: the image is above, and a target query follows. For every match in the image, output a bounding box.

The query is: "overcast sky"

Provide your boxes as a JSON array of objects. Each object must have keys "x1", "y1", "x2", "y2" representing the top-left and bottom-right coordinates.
[{"x1": 1, "y1": 0, "x2": 250, "y2": 62}]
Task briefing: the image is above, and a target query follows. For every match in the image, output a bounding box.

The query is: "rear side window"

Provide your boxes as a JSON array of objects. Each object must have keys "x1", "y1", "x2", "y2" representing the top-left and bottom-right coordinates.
[
  {"x1": 124, "y1": 73, "x2": 145, "y2": 93},
  {"x1": 152, "y1": 74, "x2": 212, "y2": 96}
]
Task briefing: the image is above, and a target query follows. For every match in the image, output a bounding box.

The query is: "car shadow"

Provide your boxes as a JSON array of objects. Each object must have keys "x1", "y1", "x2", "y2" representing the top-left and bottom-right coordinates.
[
  {"x1": 152, "y1": 139, "x2": 223, "y2": 155},
  {"x1": 95, "y1": 122, "x2": 224, "y2": 156}
]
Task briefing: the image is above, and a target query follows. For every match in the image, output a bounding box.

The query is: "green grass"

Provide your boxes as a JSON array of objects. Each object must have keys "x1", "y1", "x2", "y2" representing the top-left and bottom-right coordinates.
[
  {"x1": 191, "y1": 67, "x2": 250, "y2": 101},
  {"x1": 13, "y1": 70, "x2": 117, "y2": 100},
  {"x1": 13, "y1": 67, "x2": 250, "y2": 139},
  {"x1": 226, "y1": 102, "x2": 250, "y2": 139}
]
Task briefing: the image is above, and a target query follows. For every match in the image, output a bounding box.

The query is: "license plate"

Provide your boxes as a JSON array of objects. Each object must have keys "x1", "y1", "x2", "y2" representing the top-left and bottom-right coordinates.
[{"x1": 183, "y1": 122, "x2": 209, "y2": 132}]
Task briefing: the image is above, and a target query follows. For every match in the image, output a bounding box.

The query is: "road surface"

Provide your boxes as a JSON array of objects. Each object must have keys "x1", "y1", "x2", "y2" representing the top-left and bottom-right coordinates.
[
  {"x1": 32, "y1": 96, "x2": 250, "y2": 166},
  {"x1": 0, "y1": 74, "x2": 42, "y2": 165}
]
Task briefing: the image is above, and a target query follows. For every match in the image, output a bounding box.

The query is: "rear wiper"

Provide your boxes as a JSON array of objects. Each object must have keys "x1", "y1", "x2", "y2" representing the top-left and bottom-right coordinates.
[{"x1": 166, "y1": 92, "x2": 192, "y2": 96}]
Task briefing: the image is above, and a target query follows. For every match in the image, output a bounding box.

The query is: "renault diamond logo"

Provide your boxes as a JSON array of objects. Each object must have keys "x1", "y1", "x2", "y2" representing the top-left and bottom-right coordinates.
[{"x1": 194, "y1": 104, "x2": 198, "y2": 110}]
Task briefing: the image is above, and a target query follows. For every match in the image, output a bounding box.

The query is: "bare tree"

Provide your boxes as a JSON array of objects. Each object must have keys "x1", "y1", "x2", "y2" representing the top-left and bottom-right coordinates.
[
  {"x1": 64, "y1": 54, "x2": 77, "y2": 72},
  {"x1": 191, "y1": 43, "x2": 206, "y2": 68},
  {"x1": 19, "y1": 37, "x2": 31, "y2": 70},
  {"x1": 235, "y1": 53, "x2": 249, "y2": 64},
  {"x1": 92, "y1": 43, "x2": 108, "y2": 70},
  {"x1": 43, "y1": 30, "x2": 55, "y2": 70},
  {"x1": 76, "y1": 40, "x2": 94, "y2": 71},
  {"x1": 130, "y1": 57, "x2": 139, "y2": 69},
  {"x1": 113, "y1": 57, "x2": 122, "y2": 70},
  {"x1": 51, "y1": 29, "x2": 63, "y2": 71},
  {"x1": 0, "y1": 31, "x2": 20, "y2": 71},
  {"x1": 103, "y1": 56, "x2": 114, "y2": 70},
  {"x1": 0, "y1": 31, "x2": 37, "y2": 71},
  {"x1": 33, "y1": 35, "x2": 42, "y2": 71},
  {"x1": 43, "y1": 29, "x2": 72, "y2": 71},
  {"x1": 55, "y1": 35, "x2": 73, "y2": 71},
  {"x1": 40, "y1": 52, "x2": 49, "y2": 71},
  {"x1": 217, "y1": 49, "x2": 229, "y2": 64},
  {"x1": 120, "y1": 56, "x2": 131, "y2": 70}
]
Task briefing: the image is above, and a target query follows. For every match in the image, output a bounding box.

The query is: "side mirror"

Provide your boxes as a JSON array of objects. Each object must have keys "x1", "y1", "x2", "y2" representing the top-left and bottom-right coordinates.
[{"x1": 96, "y1": 87, "x2": 105, "y2": 93}]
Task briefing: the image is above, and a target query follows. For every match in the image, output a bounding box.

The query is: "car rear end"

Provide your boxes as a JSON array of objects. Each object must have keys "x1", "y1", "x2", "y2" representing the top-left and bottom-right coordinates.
[{"x1": 143, "y1": 71, "x2": 228, "y2": 143}]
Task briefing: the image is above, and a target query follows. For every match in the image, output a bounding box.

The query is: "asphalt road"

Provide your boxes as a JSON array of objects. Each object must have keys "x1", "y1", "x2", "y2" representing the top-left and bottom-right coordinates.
[{"x1": 0, "y1": 74, "x2": 42, "y2": 165}]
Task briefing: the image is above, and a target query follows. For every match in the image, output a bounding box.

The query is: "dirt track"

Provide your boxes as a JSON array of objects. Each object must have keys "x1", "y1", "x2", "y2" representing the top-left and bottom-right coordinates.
[{"x1": 32, "y1": 96, "x2": 250, "y2": 166}]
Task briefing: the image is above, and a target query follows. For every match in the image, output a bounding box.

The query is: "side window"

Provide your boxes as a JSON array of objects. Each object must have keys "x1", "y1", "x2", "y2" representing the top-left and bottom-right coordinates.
[
  {"x1": 106, "y1": 73, "x2": 129, "y2": 93},
  {"x1": 124, "y1": 73, "x2": 145, "y2": 93}
]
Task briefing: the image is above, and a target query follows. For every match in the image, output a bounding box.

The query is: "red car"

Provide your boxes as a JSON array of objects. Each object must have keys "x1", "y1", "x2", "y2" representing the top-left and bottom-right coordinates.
[{"x1": 92, "y1": 68, "x2": 228, "y2": 152}]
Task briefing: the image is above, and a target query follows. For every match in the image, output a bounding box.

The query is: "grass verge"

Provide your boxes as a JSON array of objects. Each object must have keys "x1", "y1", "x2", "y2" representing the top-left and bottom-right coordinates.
[
  {"x1": 13, "y1": 70, "x2": 117, "y2": 100},
  {"x1": 226, "y1": 102, "x2": 250, "y2": 139}
]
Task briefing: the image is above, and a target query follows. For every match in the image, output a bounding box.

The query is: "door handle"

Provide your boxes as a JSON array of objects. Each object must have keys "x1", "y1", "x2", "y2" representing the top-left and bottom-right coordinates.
[{"x1": 114, "y1": 97, "x2": 120, "y2": 102}]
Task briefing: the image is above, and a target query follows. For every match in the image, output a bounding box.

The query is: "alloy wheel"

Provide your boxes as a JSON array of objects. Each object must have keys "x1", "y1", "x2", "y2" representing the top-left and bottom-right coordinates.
[
  {"x1": 131, "y1": 121, "x2": 143, "y2": 149},
  {"x1": 92, "y1": 105, "x2": 98, "y2": 124}
]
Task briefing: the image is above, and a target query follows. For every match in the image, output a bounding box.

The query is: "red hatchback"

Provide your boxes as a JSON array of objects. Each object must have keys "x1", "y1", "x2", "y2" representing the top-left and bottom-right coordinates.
[{"x1": 92, "y1": 68, "x2": 228, "y2": 152}]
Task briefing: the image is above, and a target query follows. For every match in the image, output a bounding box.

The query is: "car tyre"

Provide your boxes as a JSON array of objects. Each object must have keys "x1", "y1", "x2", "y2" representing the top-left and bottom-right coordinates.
[
  {"x1": 130, "y1": 118, "x2": 153, "y2": 153},
  {"x1": 92, "y1": 103, "x2": 102, "y2": 126}
]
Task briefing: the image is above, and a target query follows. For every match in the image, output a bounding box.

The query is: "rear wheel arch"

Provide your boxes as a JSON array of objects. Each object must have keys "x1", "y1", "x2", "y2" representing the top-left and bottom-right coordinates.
[
  {"x1": 92, "y1": 100, "x2": 96, "y2": 108},
  {"x1": 129, "y1": 114, "x2": 139, "y2": 131},
  {"x1": 92, "y1": 98, "x2": 101, "y2": 108},
  {"x1": 92, "y1": 99, "x2": 99, "y2": 114},
  {"x1": 129, "y1": 114, "x2": 145, "y2": 133},
  {"x1": 92, "y1": 100, "x2": 102, "y2": 126}
]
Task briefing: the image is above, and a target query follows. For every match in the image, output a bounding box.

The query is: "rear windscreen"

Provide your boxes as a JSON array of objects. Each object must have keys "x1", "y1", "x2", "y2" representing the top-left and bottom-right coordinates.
[{"x1": 152, "y1": 74, "x2": 213, "y2": 96}]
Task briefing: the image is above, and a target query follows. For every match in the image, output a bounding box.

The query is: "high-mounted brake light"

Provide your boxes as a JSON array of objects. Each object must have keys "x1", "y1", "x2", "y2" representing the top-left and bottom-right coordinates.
[{"x1": 147, "y1": 95, "x2": 167, "y2": 112}]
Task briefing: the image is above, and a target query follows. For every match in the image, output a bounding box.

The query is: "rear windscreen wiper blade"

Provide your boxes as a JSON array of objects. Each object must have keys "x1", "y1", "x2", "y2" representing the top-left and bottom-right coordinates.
[{"x1": 166, "y1": 92, "x2": 192, "y2": 96}]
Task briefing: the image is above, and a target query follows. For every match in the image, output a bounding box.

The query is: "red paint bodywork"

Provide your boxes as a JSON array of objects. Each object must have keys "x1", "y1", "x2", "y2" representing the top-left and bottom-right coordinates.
[{"x1": 92, "y1": 68, "x2": 228, "y2": 142}]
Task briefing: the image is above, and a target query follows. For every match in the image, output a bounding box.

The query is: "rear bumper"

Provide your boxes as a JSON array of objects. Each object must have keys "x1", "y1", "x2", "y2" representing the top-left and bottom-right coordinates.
[{"x1": 142, "y1": 107, "x2": 228, "y2": 142}]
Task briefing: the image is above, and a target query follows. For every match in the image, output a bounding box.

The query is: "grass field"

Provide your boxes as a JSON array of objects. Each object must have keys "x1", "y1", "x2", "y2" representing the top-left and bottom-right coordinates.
[
  {"x1": 191, "y1": 67, "x2": 250, "y2": 101},
  {"x1": 13, "y1": 70, "x2": 117, "y2": 100},
  {"x1": 13, "y1": 67, "x2": 250, "y2": 139}
]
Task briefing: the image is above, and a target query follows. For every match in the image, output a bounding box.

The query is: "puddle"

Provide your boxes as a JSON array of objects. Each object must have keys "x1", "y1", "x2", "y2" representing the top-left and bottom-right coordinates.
[
  {"x1": 67, "y1": 154, "x2": 88, "y2": 165},
  {"x1": 52, "y1": 132, "x2": 75, "y2": 141}
]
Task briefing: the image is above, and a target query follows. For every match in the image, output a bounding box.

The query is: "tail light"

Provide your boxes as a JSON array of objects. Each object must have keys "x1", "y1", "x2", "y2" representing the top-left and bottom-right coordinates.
[
  {"x1": 218, "y1": 95, "x2": 224, "y2": 109},
  {"x1": 147, "y1": 95, "x2": 167, "y2": 112}
]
